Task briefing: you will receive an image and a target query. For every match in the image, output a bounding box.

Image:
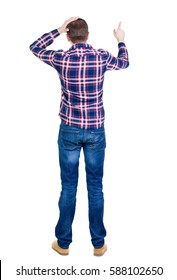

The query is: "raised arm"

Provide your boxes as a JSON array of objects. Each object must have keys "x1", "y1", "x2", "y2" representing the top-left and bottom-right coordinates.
[
  {"x1": 29, "y1": 17, "x2": 78, "y2": 67},
  {"x1": 104, "y1": 22, "x2": 129, "y2": 71},
  {"x1": 29, "y1": 29, "x2": 60, "y2": 67}
]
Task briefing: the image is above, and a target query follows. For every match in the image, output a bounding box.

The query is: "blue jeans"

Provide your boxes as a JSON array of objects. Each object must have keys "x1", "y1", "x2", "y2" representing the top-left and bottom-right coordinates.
[{"x1": 55, "y1": 122, "x2": 106, "y2": 249}]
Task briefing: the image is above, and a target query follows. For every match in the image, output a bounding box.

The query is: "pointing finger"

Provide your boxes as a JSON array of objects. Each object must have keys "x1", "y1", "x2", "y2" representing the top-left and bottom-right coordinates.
[{"x1": 118, "y1": 21, "x2": 122, "y2": 29}]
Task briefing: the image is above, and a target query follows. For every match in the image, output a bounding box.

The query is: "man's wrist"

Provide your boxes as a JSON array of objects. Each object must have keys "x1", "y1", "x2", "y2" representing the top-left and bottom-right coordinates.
[
  {"x1": 58, "y1": 27, "x2": 63, "y2": 34},
  {"x1": 117, "y1": 38, "x2": 124, "y2": 43}
]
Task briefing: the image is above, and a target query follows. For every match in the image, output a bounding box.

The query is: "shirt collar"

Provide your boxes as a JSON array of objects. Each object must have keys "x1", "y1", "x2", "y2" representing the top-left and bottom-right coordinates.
[{"x1": 69, "y1": 43, "x2": 92, "y2": 50}]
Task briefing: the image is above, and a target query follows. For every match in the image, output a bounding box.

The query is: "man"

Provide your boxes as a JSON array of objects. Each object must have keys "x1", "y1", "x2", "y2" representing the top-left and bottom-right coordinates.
[{"x1": 29, "y1": 17, "x2": 129, "y2": 256}]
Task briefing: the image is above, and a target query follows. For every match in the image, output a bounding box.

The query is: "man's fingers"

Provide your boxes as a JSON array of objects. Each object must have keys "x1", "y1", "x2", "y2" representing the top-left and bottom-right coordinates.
[
  {"x1": 70, "y1": 16, "x2": 79, "y2": 21},
  {"x1": 113, "y1": 21, "x2": 121, "y2": 34},
  {"x1": 66, "y1": 16, "x2": 79, "y2": 25},
  {"x1": 118, "y1": 21, "x2": 122, "y2": 29}
]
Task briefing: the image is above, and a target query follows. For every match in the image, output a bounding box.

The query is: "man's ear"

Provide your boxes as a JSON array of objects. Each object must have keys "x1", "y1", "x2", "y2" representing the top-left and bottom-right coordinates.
[
  {"x1": 66, "y1": 34, "x2": 71, "y2": 42},
  {"x1": 86, "y1": 32, "x2": 89, "y2": 41}
]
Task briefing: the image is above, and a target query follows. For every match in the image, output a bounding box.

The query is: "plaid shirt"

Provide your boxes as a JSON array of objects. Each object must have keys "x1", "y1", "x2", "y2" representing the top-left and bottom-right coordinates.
[{"x1": 30, "y1": 29, "x2": 129, "y2": 129}]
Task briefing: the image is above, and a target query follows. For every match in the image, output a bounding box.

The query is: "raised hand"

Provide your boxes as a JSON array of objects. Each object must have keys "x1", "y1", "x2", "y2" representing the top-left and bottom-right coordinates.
[{"x1": 113, "y1": 22, "x2": 125, "y2": 43}]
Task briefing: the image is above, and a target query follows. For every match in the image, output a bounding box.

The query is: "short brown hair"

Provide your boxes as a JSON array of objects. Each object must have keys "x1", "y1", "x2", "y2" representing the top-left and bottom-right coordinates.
[{"x1": 67, "y1": 18, "x2": 88, "y2": 43}]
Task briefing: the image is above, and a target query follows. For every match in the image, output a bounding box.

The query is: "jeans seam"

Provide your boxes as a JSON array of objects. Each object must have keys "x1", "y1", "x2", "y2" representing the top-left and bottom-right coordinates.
[
  {"x1": 61, "y1": 129, "x2": 80, "y2": 133},
  {"x1": 91, "y1": 131, "x2": 105, "y2": 134}
]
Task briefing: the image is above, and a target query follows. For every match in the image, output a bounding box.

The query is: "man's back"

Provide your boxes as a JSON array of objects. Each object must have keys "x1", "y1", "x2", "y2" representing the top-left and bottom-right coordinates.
[{"x1": 30, "y1": 26, "x2": 129, "y2": 128}]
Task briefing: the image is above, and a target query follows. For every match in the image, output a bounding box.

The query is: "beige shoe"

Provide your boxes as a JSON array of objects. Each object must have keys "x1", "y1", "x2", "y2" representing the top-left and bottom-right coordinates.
[
  {"x1": 51, "y1": 240, "x2": 69, "y2": 255},
  {"x1": 94, "y1": 244, "x2": 107, "y2": 256}
]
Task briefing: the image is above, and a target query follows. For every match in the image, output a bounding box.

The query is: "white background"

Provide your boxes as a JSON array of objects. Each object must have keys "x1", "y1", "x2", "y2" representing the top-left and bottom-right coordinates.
[{"x1": 0, "y1": 0, "x2": 177, "y2": 279}]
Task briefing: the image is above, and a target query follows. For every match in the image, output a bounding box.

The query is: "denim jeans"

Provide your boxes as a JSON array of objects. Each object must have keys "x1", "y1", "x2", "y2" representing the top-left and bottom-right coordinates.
[{"x1": 55, "y1": 122, "x2": 106, "y2": 249}]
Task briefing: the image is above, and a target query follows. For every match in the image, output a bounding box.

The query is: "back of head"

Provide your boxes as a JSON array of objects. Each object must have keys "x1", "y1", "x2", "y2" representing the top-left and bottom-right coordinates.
[{"x1": 67, "y1": 18, "x2": 88, "y2": 43}]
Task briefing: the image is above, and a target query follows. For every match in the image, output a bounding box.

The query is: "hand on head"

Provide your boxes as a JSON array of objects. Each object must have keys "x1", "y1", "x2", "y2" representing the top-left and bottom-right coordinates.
[{"x1": 58, "y1": 17, "x2": 79, "y2": 34}]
